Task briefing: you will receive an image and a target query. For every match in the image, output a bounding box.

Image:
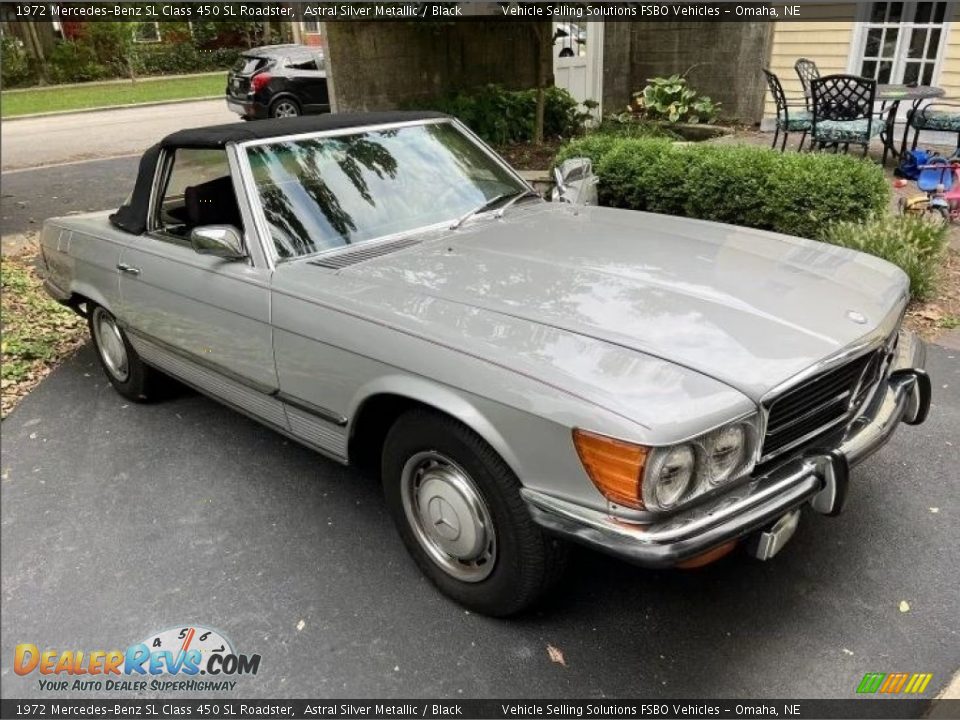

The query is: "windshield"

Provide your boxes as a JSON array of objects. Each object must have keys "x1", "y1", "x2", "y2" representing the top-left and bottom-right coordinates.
[{"x1": 244, "y1": 122, "x2": 527, "y2": 259}]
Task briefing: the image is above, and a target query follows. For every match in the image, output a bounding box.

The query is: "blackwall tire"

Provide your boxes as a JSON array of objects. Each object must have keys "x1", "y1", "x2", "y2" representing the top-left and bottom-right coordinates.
[
  {"x1": 382, "y1": 408, "x2": 567, "y2": 616},
  {"x1": 88, "y1": 305, "x2": 167, "y2": 402}
]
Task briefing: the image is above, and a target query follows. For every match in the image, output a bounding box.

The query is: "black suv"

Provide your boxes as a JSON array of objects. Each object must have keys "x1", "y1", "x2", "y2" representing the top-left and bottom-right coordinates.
[{"x1": 226, "y1": 44, "x2": 330, "y2": 120}]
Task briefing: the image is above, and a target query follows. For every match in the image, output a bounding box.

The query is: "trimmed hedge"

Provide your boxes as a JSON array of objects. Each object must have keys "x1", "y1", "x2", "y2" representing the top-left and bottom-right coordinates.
[
  {"x1": 134, "y1": 44, "x2": 241, "y2": 76},
  {"x1": 553, "y1": 136, "x2": 890, "y2": 242}
]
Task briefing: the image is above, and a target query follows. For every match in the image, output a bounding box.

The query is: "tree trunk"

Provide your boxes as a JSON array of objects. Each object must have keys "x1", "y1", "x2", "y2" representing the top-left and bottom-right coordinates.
[
  {"x1": 532, "y1": 21, "x2": 552, "y2": 146},
  {"x1": 22, "y1": 21, "x2": 47, "y2": 84}
]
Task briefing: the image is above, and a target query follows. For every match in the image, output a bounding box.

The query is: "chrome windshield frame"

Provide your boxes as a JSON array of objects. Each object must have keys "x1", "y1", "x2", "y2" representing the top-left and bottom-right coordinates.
[{"x1": 234, "y1": 117, "x2": 538, "y2": 266}]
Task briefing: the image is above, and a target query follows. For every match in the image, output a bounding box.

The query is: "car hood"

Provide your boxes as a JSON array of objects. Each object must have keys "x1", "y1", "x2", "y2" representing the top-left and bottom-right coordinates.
[{"x1": 335, "y1": 205, "x2": 908, "y2": 400}]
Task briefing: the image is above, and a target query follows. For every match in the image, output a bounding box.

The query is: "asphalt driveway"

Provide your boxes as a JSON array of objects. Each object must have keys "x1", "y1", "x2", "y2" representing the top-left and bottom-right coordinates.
[{"x1": 1, "y1": 343, "x2": 958, "y2": 699}]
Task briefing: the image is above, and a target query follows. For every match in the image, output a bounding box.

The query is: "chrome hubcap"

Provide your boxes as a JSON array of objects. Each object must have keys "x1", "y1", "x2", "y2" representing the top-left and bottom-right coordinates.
[
  {"x1": 274, "y1": 102, "x2": 298, "y2": 118},
  {"x1": 400, "y1": 451, "x2": 496, "y2": 582},
  {"x1": 92, "y1": 308, "x2": 129, "y2": 382}
]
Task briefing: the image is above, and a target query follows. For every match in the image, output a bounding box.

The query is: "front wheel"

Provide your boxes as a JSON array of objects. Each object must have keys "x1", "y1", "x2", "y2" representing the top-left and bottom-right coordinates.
[
  {"x1": 382, "y1": 408, "x2": 567, "y2": 616},
  {"x1": 88, "y1": 305, "x2": 166, "y2": 402}
]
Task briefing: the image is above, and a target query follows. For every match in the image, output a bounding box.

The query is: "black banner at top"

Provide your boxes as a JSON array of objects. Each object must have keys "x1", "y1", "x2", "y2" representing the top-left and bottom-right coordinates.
[{"x1": 0, "y1": 2, "x2": 903, "y2": 23}]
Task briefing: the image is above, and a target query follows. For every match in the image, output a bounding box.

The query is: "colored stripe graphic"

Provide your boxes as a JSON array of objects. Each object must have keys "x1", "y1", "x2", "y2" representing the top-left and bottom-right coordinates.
[
  {"x1": 904, "y1": 673, "x2": 933, "y2": 694},
  {"x1": 857, "y1": 673, "x2": 886, "y2": 693},
  {"x1": 857, "y1": 672, "x2": 932, "y2": 694}
]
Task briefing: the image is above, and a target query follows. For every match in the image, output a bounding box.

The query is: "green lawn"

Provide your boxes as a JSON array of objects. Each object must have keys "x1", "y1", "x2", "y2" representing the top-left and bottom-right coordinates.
[{"x1": 1, "y1": 74, "x2": 226, "y2": 118}]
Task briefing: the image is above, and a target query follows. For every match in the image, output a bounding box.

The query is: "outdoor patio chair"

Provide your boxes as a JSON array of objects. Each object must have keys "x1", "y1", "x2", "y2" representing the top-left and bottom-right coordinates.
[
  {"x1": 810, "y1": 74, "x2": 884, "y2": 159},
  {"x1": 907, "y1": 102, "x2": 960, "y2": 151},
  {"x1": 763, "y1": 69, "x2": 812, "y2": 151},
  {"x1": 794, "y1": 58, "x2": 821, "y2": 108}
]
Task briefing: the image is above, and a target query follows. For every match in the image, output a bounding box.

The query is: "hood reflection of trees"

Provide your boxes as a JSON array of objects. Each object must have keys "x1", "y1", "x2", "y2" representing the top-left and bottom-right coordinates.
[{"x1": 249, "y1": 130, "x2": 400, "y2": 257}]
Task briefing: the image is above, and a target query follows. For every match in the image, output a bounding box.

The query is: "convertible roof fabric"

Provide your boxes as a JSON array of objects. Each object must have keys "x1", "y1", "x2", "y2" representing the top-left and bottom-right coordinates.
[{"x1": 109, "y1": 111, "x2": 448, "y2": 234}]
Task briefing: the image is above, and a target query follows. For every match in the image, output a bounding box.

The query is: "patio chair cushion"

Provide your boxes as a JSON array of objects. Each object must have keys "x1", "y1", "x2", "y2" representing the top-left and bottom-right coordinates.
[
  {"x1": 777, "y1": 109, "x2": 812, "y2": 132},
  {"x1": 813, "y1": 118, "x2": 884, "y2": 144},
  {"x1": 909, "y1": 109, "x2": 960, "y2": 132}
]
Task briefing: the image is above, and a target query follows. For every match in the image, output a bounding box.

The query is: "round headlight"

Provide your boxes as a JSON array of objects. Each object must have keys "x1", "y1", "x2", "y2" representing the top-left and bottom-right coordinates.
[
  {"x1": 707, "y1": 425, "x2": 746, "y2": 485},
  {"x1": 649, "y1": 445, "x2": 695, "y2": 509}
]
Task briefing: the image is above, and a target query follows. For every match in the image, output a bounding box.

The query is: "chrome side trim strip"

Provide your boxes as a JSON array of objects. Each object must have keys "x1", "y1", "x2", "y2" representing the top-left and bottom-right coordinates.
[
  {"x1": 284, "y1": 406, "x2": 348, "y2": 458},
  {"x1": 274, "y1": 391, "x2": 347, "y2": 427},
  {"x1": 123, "y1": 326, "x2": 276, "y2": 396},
  {"x1": 123, "y1": 327, "x2": 349, "y2": 459},
  {"x1": 128, "y1": 333, "x2": 288, "y2": 429}
]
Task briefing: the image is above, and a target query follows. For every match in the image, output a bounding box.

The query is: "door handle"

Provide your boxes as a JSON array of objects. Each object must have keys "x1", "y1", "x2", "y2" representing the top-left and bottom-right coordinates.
[{"x1": 117, "y1": 263, "x2": 141, "y2": 276}]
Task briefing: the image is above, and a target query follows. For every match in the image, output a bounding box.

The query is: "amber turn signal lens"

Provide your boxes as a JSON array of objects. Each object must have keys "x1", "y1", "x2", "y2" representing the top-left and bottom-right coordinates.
[{"x1": 572, "y1": 429, "x2": 649, "y2": 509}]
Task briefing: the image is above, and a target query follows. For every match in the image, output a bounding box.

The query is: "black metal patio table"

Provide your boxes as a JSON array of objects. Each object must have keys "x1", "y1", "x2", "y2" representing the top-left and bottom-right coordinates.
[{"x1": 876, "y1": 83, "x2": 945, "y2": 160}]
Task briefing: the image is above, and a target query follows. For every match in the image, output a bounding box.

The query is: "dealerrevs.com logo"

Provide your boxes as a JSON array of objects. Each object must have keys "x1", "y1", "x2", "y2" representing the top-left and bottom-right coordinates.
[{"x1": 14, "y1": 625, "x2": 261, "y2": 692}]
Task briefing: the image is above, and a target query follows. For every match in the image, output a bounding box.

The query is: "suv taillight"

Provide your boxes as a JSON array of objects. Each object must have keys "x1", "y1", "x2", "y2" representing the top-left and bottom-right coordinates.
[{"x1": 250, "y1": 73, "x2": 272, "y2": 94}]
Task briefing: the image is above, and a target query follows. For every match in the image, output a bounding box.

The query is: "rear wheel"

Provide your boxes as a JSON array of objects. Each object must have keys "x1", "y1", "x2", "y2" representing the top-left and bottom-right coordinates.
[
  {"x1": 88, "y1": 305, "x2": 166, "y2": 402},
  {"x1": 269, "y1": 98, "x2": 300, "y2": 118},
  {"x1": 382, "y1": 408, "x2": 567, "y2": 616}
]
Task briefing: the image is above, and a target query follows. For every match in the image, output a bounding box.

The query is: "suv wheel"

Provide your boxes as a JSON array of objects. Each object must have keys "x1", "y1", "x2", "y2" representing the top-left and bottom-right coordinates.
[
  {"x1": 382, "y1": 408, "x2": 567, "y2": 616},
  {"x1": 270, "y1": 98, "x2": 300, "y2": 118}
]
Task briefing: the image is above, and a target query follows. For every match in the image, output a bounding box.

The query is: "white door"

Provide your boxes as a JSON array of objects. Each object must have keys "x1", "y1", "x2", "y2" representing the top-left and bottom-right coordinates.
[{"x1": 553, "y1": 21, "x2": 603, "y2": 119}]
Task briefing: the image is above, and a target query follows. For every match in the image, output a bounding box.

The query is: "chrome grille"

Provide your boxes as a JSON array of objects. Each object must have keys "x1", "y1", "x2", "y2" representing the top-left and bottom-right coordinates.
[{"x1": 761, "y1": 349, "x2": 883, "y2": 460}]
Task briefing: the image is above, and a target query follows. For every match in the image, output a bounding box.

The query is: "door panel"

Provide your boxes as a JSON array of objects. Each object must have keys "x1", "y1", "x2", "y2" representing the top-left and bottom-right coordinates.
[
  {"x1": 117, "y1": 237, "x2": 277, "y2": 392},
  {"x1": 292, "y1": 73, "x2": 329, "y2": 111}
]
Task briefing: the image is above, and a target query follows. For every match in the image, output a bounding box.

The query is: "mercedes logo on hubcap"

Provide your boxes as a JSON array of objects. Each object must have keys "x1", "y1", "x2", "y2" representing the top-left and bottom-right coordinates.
[{"x1": 427, "y1": 496, "x2": 461, "y2": 541}]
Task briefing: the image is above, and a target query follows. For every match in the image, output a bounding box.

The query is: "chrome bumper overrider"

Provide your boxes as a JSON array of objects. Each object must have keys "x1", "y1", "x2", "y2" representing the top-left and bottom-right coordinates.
[{"x1": 523, "y1": 331, "x2": 930, "y2": 568}]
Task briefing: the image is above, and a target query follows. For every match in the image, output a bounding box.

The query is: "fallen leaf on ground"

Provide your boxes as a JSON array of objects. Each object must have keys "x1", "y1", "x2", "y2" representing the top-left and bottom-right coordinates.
[
  {"x1": 899, "y1": 601, "x2": 911, "y2": 613},
  {"x1": 546, "y1": 644, "x2": 566, "y2": 667}
]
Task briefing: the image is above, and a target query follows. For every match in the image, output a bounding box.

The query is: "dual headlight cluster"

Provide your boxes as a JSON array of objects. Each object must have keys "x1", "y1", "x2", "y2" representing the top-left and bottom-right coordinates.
[{"x1": 573, "y1": 418, "x2": 758, "y2": 512}]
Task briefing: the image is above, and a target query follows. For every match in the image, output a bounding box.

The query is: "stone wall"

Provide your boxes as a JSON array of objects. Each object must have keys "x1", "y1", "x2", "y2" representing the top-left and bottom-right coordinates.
[
  {"x1": 602, "y1": 22, "x2": 773, "y2": 124},
  {"x1": 326, "y1": 21, "x2": 546, "y2": 112}
]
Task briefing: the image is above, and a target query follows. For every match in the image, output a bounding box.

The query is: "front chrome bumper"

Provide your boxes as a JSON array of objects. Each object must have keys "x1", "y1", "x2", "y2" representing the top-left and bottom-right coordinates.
[{"x1": 523, "y1": 331, "x2": 931, "y2": 568}]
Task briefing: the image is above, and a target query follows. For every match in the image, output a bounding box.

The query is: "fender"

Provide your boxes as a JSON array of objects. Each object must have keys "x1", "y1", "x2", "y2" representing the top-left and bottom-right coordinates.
[
  {"x1": 347, "y1": 374, "x2": 524, "y2": 478},
  {"x1": 67, "y1": 280, "x2": 113, "y2": 317},
  {"x1": 267, "y1": 92, "x2": 300, "y2": 109}
]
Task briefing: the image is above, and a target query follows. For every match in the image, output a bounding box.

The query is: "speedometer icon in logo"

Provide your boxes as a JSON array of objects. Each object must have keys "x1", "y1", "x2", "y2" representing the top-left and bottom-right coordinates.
[{"x1": 140, "y1": 625, "x2": 233, "y2": 672}]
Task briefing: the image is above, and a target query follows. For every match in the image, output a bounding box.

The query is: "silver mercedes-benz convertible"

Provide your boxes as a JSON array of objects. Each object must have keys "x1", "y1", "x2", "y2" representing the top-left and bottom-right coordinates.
[{"x1": 40, "y1": 111, "x2": 931, "y2": 615}]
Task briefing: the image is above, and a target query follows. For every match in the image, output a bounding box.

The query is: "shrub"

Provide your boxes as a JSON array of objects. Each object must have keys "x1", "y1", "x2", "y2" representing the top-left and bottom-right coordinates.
[
  {"x1": 1, "y1": 36, "x2": 34, "y2": 88},
  {"x1": 553, "y1": 136, "x2": 890, "y2": 242},
  {"x1": 134, "y1": 43, "x2": 240, "y2": 76},
  {"x1": 83, "y1": 22, "x2": 137, "y2": 77},
  {"x1": 416, "y1": 85, "x2": 590, "y2": 145},
  {"x1": 47, "y1": 41, "x2": 110, "y2": 84},
  {"x1": 594, "y1": 116, "x2": 680, "y2": 140},
  {"x1": 553, "y1": 133, "x2": 626, "y2": 167},
  {"x1": 627, "y1": 74, "x2": 720, "y2": 124},
  {"x1": 822, "y1": 214, "x2": 948, "y2": 300}
]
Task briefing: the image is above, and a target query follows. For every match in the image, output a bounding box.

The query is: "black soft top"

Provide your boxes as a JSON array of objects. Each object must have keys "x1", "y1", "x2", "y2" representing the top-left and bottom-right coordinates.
[{"x1": 109, "y1": 111, "x2": 448, "y2": 234}]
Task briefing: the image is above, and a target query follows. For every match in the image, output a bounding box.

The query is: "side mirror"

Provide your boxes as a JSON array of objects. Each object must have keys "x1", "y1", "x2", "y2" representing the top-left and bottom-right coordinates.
[
  {"x1": 551, "y1": 157, "x2": 598, "y2": 206},
  {"x1": 189, "y1": 225, "x2": 246, "y2": 260}
]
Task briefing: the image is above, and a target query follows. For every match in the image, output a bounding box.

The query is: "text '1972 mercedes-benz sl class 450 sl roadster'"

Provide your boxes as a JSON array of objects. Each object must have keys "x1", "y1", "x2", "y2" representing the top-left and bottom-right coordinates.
[{"x1": 40, "y1": 111, "x2": 931, "y2": 615}]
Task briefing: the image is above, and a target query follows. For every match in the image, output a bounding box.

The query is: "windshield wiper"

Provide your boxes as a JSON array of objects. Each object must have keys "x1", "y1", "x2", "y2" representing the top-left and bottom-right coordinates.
[
  {"x1": 449, "y1": 192, "x2": 513, "y2": 230},
  {"x1": 494, "y1": 189, "x2": 539, "y2": 218}
]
